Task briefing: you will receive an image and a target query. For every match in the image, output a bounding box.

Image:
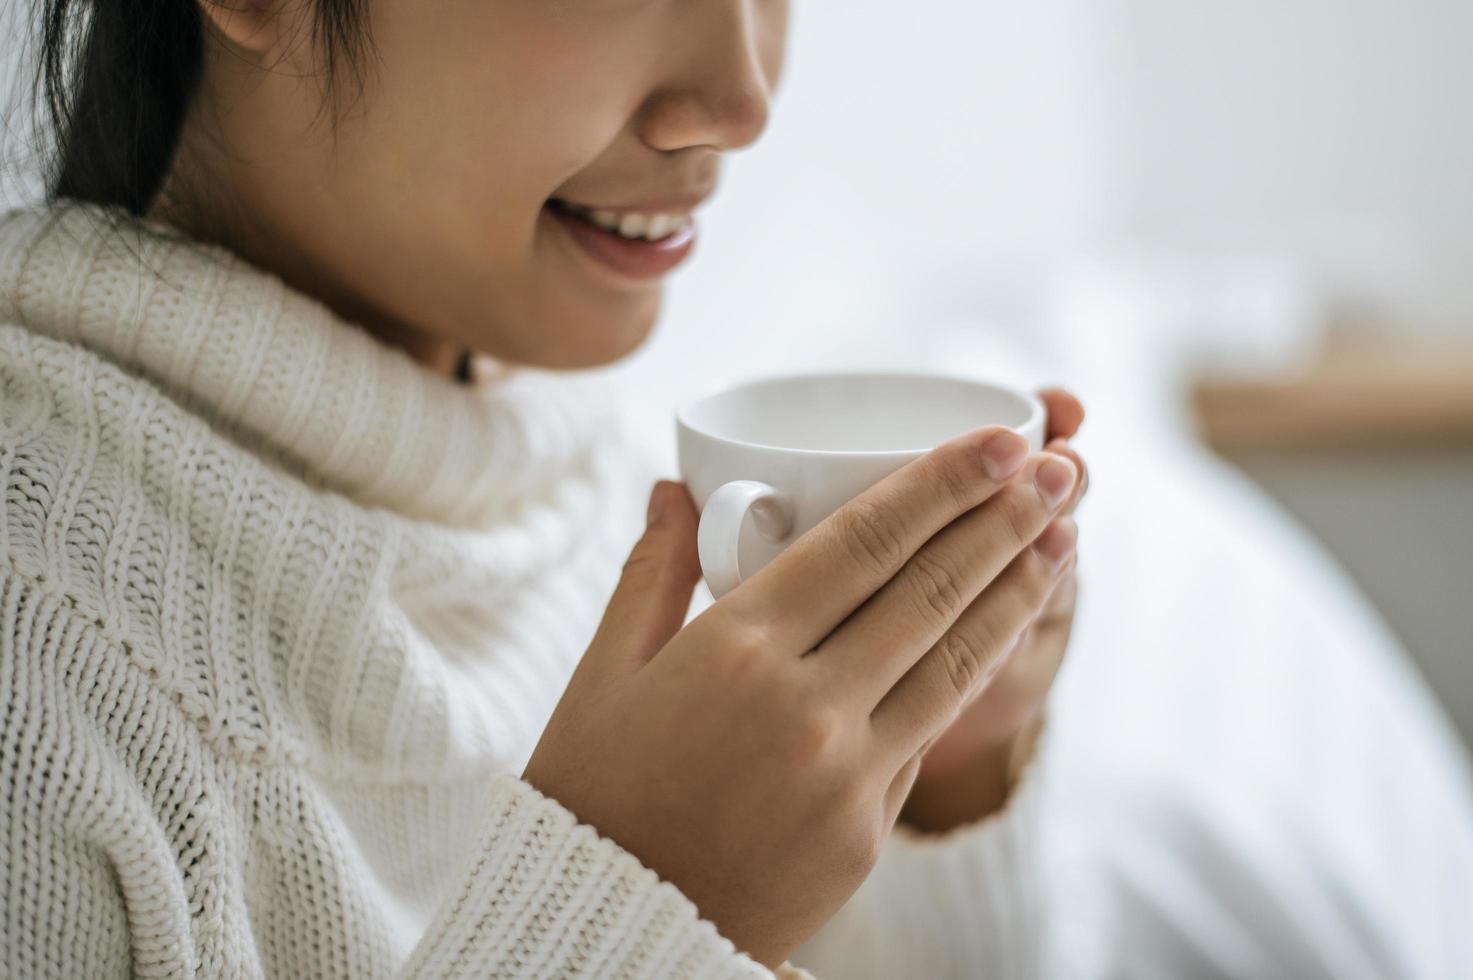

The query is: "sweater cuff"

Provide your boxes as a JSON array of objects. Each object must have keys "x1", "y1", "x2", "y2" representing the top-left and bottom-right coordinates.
[
  {"x1": 402, "y1": 772, "x2": 778, "y2": 979},
  {"x1": 884, "y1": 722, "x2": 1045, "y2": 976}
]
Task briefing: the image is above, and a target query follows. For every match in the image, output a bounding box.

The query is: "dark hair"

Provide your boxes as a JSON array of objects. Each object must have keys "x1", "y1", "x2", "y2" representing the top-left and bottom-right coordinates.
[{"x1": 22, "y1": 0, "x2": 373, "y2": 217}]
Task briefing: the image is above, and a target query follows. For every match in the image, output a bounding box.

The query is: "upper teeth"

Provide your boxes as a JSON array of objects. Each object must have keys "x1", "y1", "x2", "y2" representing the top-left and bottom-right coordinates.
[{"x1": 557, "y1": 201, "x2": 688, "y2": 241}]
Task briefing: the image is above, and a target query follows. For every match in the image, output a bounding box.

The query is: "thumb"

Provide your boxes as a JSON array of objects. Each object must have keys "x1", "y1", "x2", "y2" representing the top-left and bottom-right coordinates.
[{"x1": 586, "y1": 480, "x2": 705, "y2": 673}]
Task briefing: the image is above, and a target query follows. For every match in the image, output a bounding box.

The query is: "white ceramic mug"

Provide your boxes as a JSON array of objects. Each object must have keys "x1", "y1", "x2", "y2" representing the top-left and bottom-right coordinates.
[{"x1": 675, "y1": 371, "x2": 1047, "y2": 599}]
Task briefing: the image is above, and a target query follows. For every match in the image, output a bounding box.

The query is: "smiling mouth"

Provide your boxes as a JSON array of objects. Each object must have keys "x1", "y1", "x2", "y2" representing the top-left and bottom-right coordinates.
[
  {"x1": 547, "y1": 198, "x2": 692, "y2": 242},
  {"x1": 544, "y1": 197, "x2": 699, "y2": 281}
]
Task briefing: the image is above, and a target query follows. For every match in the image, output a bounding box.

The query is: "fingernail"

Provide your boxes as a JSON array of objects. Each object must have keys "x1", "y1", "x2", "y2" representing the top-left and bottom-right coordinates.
[
  {"x1": 1032, "y1": 517, "x2": 1078, "y2": 571},
  {"x1": 1035, "y1": 455, "x2": 1077, "y2": 510},
  {"x1": 646, "y1": 483, "x2": 667, "y2": 526},
  {"x1": 979, "y1": 430, "x2": 1029, "y2": 480}
]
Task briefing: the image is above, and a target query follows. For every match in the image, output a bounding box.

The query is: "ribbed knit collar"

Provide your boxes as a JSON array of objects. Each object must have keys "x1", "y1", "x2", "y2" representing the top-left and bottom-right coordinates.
[{"x1": 0, "y1": 197, "x2": 619, "y2": 531}]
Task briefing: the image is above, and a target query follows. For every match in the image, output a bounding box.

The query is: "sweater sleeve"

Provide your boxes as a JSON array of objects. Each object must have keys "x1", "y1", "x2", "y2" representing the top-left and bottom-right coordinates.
[
  {"x1": 785, "y1": 725, "x2": 1050, "y2": 978},
  {"x1": 399, "y1": 772, "x2": 815, "y2": 980},
  {"x1": 0, "y1": 566, "x2": 811, "y2": 980}
]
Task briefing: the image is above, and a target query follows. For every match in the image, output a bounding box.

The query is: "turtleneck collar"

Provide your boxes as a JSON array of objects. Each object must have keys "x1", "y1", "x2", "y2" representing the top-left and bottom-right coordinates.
[{"x1": 0, "y1": 198, "x2": 621, "y2": 530}]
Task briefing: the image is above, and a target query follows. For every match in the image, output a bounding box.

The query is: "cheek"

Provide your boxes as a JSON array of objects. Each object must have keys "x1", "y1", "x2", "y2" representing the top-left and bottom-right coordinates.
[
  {"x1": 363, "y1": 5, "x2": 638, "y2": 221},
  {"x1": 315, "y1": 2, "x2": 665, "y2": 365}
]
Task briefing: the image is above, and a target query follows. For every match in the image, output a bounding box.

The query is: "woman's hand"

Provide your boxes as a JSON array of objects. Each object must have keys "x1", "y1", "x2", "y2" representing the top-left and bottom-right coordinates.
[
  {"x1": 901, "y1": 388, "x2": 1089, "y2": 833},
  {"x1": 522, "y1": 425, "x2": 1080, "y2": 970}
]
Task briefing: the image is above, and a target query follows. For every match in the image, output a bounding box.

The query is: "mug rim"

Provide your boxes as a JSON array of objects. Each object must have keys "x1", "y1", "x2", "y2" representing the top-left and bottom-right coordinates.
[{"x1": 675, "y1": 368, "x2": 1045, "y2": 458}]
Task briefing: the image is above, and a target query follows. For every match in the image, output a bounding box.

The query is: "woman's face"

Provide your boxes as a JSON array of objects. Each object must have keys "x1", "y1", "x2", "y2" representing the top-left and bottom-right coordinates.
[{"x1": 177, "y1": 0, "x2": 790, "y2": 370}]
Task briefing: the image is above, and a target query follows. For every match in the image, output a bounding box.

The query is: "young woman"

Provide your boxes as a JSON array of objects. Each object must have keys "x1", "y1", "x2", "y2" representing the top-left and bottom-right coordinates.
[{"x1": 0, "y1": 2, "x2": 1090, "y2": 976}]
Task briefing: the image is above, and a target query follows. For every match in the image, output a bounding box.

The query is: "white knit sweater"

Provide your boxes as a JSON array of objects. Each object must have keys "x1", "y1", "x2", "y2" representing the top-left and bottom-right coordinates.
[{"x1": 0, "y1": 200, "x2": 1041, "y2": 979}]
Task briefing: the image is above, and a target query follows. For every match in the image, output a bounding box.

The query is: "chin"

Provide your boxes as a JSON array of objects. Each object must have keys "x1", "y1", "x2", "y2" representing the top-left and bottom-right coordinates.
[{"x1": 502, "y1": 299, "x2": 662, "y2": 371}]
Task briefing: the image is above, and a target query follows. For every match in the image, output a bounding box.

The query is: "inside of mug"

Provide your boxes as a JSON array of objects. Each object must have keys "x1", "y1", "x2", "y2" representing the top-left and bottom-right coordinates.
[{"x1": 682, "y1": 372, "x2": 1035, "y2": 452}]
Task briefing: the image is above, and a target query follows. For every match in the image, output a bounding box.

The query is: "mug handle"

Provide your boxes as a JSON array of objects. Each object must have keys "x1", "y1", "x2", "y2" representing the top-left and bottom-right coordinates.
[{"x1": 697, "y1": 480, "x2": 795, "y2": 600}]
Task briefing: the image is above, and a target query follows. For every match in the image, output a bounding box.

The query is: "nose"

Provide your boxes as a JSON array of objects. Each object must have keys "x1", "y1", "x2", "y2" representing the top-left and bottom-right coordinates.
[{"x1": 639, "y1": 1, "x2": 777, "y2": 154}]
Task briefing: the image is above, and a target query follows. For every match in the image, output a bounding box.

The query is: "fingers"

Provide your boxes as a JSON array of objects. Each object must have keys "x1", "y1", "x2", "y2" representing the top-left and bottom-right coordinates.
[
  {"x1": 883, "y1": 749, "x2": 925, "y2": 829},
  {"x1": 1044, "y1": 437, "x2": 1089, "y2": 514},
  {"x1": 728, "y1": 425, "x2": 1034, "y2": 655},
  {"x1": 1036, "y1": 561, "x2": 1078, "y2": 624},
  {"x1": 1039, "y1": 384, "x2": 1088, "y2": 514},
  {"x1": 585, "y1": 481, "x2": 705, "y2": 677},
  {"x1": 870, "y1": 514, "x2": 1078, "y2": 761},
  {"x1": 957, "y1": 582, "x2": 1077, "y2": 744},
  {"x1": 1039, "y1": 387, "x2": 1085, "y2": 442},
  {"x1": 956, "y1": 561, "x2": 1075, "y2": 713},
  {"x1": 813, "y1": 452, "x2": 1079, "y2": 711}
]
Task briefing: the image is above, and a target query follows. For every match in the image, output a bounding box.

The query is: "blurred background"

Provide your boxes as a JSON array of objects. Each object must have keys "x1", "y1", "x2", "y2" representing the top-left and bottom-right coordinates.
[
  {"x1": 603, "y1": 0, "x2": 1473, "y2": 745},
  {"x1": 3, "y1": 0, "x2": 1469, "y2": 744}
]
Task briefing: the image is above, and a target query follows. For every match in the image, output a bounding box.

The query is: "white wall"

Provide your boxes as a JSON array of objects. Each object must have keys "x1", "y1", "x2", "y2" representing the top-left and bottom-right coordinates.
[
  {"x1": 1099, "y1": 0, "x2": 1473, "y2": 340},
  {"x1": 614, "y1": 0, "x2": 1473, "y2": 448},
  {"x1": 614, "y1": 0, "x2": 1116, "y2": 451}
]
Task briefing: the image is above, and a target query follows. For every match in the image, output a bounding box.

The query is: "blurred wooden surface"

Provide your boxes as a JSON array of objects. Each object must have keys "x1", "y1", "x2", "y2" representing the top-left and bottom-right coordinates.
[
  {"x1": 1190, "y1": 334, "x2": 1473, "y2": 748},
  {"x1": 1189, "y1": 339, "x2": 1473, "y2": 452}
]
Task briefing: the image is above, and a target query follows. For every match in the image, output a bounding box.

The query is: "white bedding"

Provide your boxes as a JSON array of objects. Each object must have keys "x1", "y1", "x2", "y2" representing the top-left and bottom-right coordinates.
[{"x1": 1041, "y1": 419, "x2": 1473, "y2": 978}]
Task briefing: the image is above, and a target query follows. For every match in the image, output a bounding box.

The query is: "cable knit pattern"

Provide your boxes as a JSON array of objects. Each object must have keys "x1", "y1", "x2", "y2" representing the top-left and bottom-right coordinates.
[
  {"x1": 0, "y1": 198, "x2": 1040, "y2": 979},
  {"x1": 0, "y1": 199, "x2": 817, "y2": 978}
]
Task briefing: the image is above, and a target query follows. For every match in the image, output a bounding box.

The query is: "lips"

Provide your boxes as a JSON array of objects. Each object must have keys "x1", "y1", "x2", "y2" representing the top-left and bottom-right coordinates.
[
  {"x1": 545, "y1": 198, "x2": 698, "y2": 281},
  {"x1": 551, "y1": 199, "x2": 691, "y2": 242}
]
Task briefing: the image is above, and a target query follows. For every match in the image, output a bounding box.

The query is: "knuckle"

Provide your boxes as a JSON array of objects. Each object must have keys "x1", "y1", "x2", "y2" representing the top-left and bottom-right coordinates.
[
  {"x1": 838, "y1": 498, "x2": 907, "y2": 576},
  {"x1": 940, "y1": 628, "x2": 992, "y2": 702},
  {"x1": 789, "y1": 705, "x2": 845, "y2": 766},
  {"x1": 905, "y1": 549, "x2": 967, "y2": 629},
  {"x1": 717, "y1": 623, "x2": 772, "y2": 678},
  {"x1": 735, "y1": 619, "x2": 775, "y2": 656}
]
